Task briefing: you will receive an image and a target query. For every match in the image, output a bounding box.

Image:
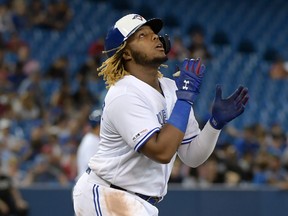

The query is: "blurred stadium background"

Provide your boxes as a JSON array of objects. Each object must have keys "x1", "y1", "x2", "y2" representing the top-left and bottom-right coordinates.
[{"x1": 0, "y1": 0, "x2": 287, "y2": 215}]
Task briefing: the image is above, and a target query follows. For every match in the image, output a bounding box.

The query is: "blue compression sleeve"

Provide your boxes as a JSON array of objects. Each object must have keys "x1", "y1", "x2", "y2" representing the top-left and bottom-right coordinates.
[{"x1": 167, "y1": 100, "x2": 191, "y2": 133}]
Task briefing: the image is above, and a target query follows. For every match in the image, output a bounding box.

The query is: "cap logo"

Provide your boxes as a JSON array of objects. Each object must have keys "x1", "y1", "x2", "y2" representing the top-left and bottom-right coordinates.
[{"x1": 132, "y1": 14, "x2": 144, "y2": 21}]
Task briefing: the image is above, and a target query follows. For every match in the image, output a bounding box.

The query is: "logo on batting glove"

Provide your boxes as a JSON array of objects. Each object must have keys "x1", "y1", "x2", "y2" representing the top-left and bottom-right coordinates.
[{"x1": 182, "y1": 80, "x2": 189, "y2": 90}]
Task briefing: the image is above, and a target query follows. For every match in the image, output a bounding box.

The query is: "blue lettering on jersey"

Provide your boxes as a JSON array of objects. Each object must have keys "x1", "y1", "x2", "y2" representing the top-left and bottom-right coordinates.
[{"x1": 156, "y1": 109, "x2": 168, "y2": 126}]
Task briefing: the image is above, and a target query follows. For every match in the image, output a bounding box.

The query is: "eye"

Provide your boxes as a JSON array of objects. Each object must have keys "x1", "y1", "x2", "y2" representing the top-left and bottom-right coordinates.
[{"x1": 139, "y1": 33, "x2": 145, "y2": 38}]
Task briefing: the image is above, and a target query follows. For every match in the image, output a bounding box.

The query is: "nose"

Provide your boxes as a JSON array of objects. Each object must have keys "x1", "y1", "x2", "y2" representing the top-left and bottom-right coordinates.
[{"x1": 152, "y1": 33, "x2": 159, "y2": 41}]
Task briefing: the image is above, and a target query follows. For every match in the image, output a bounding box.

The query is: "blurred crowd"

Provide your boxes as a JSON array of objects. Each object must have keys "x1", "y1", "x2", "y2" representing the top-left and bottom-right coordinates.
[
  {"x1": 0, "y1": 0, "x2": 287, "y2": 194},
  {"x1": 170, "y1": 123, "x2": 288, "y2": 189},
  {"x1": 0, "y1": 0, "x2": 106, "y2": 191}
]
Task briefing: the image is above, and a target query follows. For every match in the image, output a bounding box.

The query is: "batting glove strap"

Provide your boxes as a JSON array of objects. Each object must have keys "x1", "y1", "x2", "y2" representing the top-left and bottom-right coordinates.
[
  {"x1": 167, "y1": 100, "x2": 191, "y2": 133},
  {"x1": 209, "y1": 116, "x2": 225, "y2": 130},
  {"x1": 176, "y1": 90, "x2": 198, "y2": 105}
]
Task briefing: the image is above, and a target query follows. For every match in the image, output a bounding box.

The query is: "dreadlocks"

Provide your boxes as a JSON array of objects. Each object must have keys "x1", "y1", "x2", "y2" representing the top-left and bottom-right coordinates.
[
  {"x1": 98, "y1": 42, "x2": 164, "y2": 88},
  {"x1": 97, "y1": 43, "x2": 129, "y2": 88}
]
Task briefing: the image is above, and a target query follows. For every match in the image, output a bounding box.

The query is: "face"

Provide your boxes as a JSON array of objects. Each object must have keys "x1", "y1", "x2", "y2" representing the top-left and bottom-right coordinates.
[{"x1": 125, "y1": 26, "x2": 168, "y2": 66}]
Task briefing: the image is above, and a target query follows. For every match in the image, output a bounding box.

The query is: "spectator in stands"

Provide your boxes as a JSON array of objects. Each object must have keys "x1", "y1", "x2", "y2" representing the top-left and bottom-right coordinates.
[
  {"x1": 27, "y1": 0, "x2": 46, "y2": 28},
  {"x1": 252, "y1": 151, "x2": 269, "y2": 185},
  {"x1": 12, "y1": 91, "x2": 41, "y2": 120},
  {"x1": 88, "y1": 37, "x2": 105, "y2": 57},
  {"x1": 195, "y1": 154, "x2": 223, "y2": 187},
  {"x1": 7, "y1": 61, "x2": 27, "y2": 91},
  {"x1": 234, "y1": 125, "x2": 261, "y2": 159},
  {"x1": 72, "y1": 80, "x2": 95, "y2": 109},
  {"x1": 21, "y1": 125, "x2": 45, "y2": 165},
  {"x1": 0, "y1": 64, "x2": 13, "y2": 95},
  {"x1": 5, "y1": 32, "x2": 27, "y2": 53},
  {"x1": 75, "y1": 55, "x2": 106, "y2": 107},
  {"x1": 52, "y1": 0, "x2": 73, "y2": 30},
  {"x1": 0, "y1": 3, "x2": 15, "y2": 33},
  {"x1": 167, "y1": 35, "x2": 190, "y2": 62},
  {"x1": 33, "y1": 0, "x2": 73, "y2": 31},
  {"x1": 0, "y1": 63, "x2": 14, "y2": 118},
  {"x1": 17, "y1": 63, "x2": 44, "y2": 112},
  {"x1": 0, "y1": 119, "x2": 28, "y2": 168},
  {"x1": 10, "y1": 0, "x2": 29, "y2": 31},
  {"x1": 22, "y1": 154, "x2": 68, "y2": 187},
  {"x1": 269, "y1": 57, "x2": 288, "y2": 80},
  {"x1": 76, "y1": 109, "x2": 101, "y2": 179},
  {"x1": 215, "y1": 143, "x2": 243, "y2": 185},
  {"x1": 237, "y1": 151, "x2": 254, "y2": 182},
  {"x1": 8, "y1": 45, "x2": 40, "y2": 91},
  {"x1": 45, "y1": 56, "x2": 69, "y2": 83},
  {"x1": 77, "y1": 56, "x2": 102, "y2": 86},
  {"x1": 47, "y1": 83, "x2": 73, "y2": 124},
  {"x1": 265, "y1": 123, "x2": 287, "y2": 157},
  {"x1": 6, "y1": 156, "x2": 26, "y2": 187},
  {"x1": 265, "y1": 153, "x2": 288, "y2": 189},
  {"x1": 0, "y1": 166, "x2": 29, "y2": 216},
  {"x1": 188, "y1": 24, "x2": 212, "y2": 62}
]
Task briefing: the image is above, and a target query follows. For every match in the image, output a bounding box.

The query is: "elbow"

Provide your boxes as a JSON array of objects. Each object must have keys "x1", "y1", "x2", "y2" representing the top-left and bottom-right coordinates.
[
  {"x1": 156, "y1": 158, "x2": 172, "y2": 164},
  {"x1": 180, "y1": 154, "x2": 206, "y2": 168},
  {"x1": 189, "y1": 161, "x2": 204, "y2": 168}
]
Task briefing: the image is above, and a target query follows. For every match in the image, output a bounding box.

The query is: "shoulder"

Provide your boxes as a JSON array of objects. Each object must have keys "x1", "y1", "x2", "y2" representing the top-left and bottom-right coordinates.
[
  {"x1": 107, "y1": 76, "x2": 139, "y2": 95},
  {"x1": 105, "y1": 75, "x2": 151, "y2": 102}
]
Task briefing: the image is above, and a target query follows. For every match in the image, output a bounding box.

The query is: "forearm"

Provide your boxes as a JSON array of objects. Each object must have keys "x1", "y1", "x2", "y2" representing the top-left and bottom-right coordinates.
[
  {"x1": 178, "y1": 121, "x2": 221, "y2": 167},
  {"x1": 140, "y1": 100, "x2": 190, "y2": 163}
]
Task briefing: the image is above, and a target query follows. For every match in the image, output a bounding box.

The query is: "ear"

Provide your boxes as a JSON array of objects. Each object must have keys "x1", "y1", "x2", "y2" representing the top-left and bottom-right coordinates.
[{"x1": 123, "y1": 49, "x2": 132, "y2": 61}]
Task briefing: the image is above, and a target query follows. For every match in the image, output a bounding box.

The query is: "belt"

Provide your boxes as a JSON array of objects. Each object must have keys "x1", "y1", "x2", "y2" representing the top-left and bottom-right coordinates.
[{"x1": 86, "y1": 168, "x2": 162, "y2": 205}]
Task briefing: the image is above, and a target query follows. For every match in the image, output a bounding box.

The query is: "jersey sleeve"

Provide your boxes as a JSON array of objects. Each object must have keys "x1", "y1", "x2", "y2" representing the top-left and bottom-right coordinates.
[{"x1": 105, "y1": 93, "x2": 161, "y2": 152}]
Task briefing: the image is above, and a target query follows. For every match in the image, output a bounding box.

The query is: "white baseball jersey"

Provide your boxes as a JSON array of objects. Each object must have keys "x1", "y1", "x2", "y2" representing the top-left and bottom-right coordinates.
[
  {"x1": 88, "y1": 75, "x2": 200, "y2": 197},
  {"x1": 77, "y1": 132, "x2": 100, "y2": 179}
]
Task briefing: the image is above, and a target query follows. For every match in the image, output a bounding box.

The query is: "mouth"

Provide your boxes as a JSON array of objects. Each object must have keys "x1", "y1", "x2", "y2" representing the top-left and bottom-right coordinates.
[{"x1": 156, "y1": 43, "x2": 164, "y2": 52}]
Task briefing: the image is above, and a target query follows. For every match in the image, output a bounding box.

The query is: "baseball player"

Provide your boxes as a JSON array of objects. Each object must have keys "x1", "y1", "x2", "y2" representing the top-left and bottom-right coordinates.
[
  {"x1": 76, "y1": 109, "x2": 101, "y2": 180},
  {"x1": 73, "y1": 13, "x2": 249, "y2": 216}
]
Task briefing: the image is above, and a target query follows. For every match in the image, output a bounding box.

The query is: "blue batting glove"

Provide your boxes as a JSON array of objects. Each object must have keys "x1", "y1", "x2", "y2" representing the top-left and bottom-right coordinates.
[
  {"x1": 210, "y1": 85, "x2": 249, "y2": 129},
  {"x1": 174, "y1": 58, "x2": 205, "y2": 104}
]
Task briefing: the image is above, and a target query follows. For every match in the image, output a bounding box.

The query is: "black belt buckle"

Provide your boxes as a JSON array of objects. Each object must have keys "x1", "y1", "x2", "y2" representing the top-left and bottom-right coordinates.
[{"x1": 136, "y1": 193, "x2": 161, "y2": 205}]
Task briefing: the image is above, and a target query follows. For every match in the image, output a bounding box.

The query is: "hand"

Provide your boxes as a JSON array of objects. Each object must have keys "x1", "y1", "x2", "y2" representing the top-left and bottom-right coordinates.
[
  {"x1": 174, "y1": 58, "x2": 205, "y2": 104},
  {"x1": 210, "y1": 85, "x2": 249, "y2": 129}
]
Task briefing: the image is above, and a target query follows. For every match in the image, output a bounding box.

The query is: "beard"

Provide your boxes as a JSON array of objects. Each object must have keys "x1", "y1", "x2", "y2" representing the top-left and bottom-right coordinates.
[{"x1": 130, "y1": 49, "x2": 168, "y2": 67}]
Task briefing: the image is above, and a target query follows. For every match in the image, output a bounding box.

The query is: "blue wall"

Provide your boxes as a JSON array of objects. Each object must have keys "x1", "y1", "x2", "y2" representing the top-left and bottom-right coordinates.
[
  {"x1": 20, "y1": 187, "x2": 74, "y2": 216},
  {"x1": 20, "y1": 186, "x2": 288, "y2": 216},
  {"x1": 158, "y1": 186, "x2": 288, "y2": 216}
]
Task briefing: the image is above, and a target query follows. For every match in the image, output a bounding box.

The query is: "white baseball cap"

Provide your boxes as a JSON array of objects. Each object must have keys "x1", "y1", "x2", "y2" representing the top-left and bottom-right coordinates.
[{"x1": 104, "y1": 14, "x2": 163, "y2": 57}]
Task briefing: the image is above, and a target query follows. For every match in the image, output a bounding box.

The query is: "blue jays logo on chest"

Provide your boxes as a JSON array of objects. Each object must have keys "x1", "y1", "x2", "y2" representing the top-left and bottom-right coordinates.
[{"x1": 156, "y1": 109, "x2": 168, "y2": 126}]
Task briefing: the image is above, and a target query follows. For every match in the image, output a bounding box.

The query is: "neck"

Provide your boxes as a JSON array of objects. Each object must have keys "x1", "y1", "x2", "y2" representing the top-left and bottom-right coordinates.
[{"x1": 128, "y1": 65, "x2": 162, "y2": 93}]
